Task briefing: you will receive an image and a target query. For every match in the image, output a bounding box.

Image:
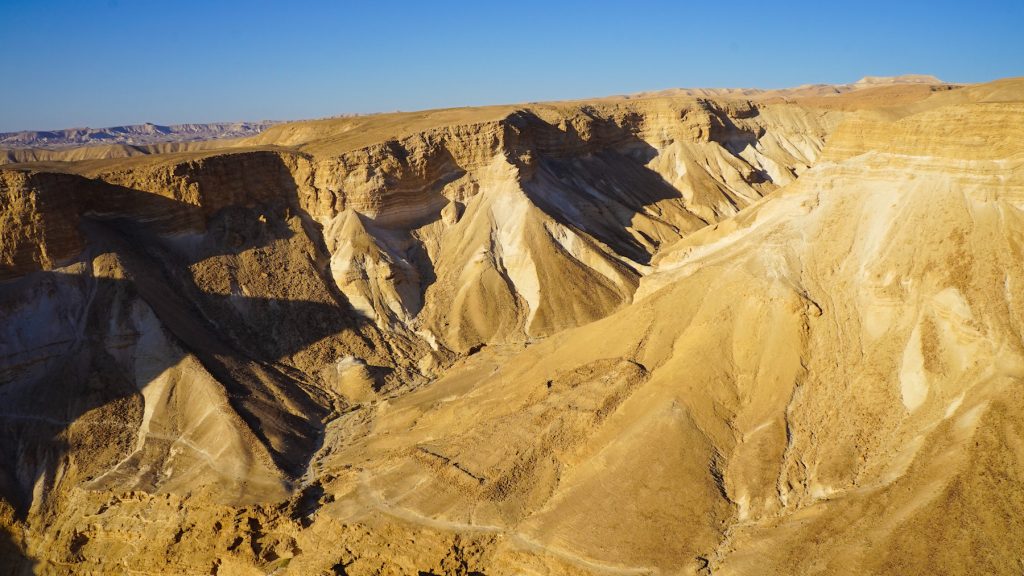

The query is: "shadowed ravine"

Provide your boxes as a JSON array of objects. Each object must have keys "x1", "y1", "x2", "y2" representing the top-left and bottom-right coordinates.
[{"x1": 0, "y1": 231, "x2": 375, "y2": 516}]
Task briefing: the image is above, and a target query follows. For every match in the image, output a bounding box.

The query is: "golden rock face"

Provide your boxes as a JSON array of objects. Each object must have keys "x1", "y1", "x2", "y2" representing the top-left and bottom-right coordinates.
[{"x1": 1, "y1": 76, "x2": 1022, "y2": 575}]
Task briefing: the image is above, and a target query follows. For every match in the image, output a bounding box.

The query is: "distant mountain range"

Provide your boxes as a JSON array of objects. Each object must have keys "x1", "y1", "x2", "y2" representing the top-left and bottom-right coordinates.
[{"x1": 0, "y1": 121, "x2": 278, "y2": 149}]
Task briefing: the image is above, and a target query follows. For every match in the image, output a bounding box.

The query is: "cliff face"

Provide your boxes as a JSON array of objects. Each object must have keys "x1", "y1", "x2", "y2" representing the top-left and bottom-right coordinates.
[
  {"x1": 3, "y1": 96, "x2": 839, "y2": 351},
  {"x1": 0, "y1": 171, "x2": 104, "y2": 279},
  {"x1": 4, "y1": 79, "x2": 1021, "y2": 575}
]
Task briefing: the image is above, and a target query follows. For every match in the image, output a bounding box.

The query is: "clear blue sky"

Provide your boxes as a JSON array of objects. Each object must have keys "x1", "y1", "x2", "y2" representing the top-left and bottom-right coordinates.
[{"x1": 1, "y1": 0, "x2": 1021, "y2": 131}]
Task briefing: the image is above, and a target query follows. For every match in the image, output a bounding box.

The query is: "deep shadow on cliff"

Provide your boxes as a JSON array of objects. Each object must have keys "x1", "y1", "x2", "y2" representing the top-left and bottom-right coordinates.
[
  {"x1": 0, "y1": 526, "x2": 34, "y2": 575},
  {"x1": 505, "y1": 109, "x2": 692, "y2": 266},
  {"x1": 0, "y1": 161, "x2": 386, "y2": 518},
  {"x1": 0, "y1": 263, "x2": 374, "y2": 518}
]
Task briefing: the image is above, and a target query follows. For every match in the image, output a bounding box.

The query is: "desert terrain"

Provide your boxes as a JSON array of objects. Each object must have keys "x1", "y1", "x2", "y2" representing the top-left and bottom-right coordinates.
[{"x1": 1, "y1": 74, "x2": 1022, "y2": 575}]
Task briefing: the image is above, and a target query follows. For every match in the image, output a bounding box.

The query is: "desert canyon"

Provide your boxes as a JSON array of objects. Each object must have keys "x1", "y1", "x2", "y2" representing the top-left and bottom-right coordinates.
[{"x1": 1, "y1": 74, "x2": 1023, "y2": 575}]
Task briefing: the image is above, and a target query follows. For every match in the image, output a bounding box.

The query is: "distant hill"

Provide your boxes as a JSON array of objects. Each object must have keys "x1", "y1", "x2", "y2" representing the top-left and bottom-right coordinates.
[{"x1": 0, "y1": 120, "x2": 278, "y2": 149}]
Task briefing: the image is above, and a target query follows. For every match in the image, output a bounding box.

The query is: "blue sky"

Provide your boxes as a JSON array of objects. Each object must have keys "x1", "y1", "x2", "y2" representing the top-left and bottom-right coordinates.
[{"x1": 1, "y1": 0, "x2": 1021, "y2": 131}]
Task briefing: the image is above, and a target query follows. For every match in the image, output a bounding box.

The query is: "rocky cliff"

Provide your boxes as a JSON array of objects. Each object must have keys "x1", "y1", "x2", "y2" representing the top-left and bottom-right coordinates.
[{"x1": 3, "y1": 96, "x2": 839, "y2": 349}]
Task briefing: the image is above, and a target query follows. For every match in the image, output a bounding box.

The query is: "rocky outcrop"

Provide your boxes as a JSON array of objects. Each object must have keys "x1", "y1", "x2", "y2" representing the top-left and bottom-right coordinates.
[
  {"x1": 1, "y1": 171, "x2": 90, "y2": 279},
  {"x1": 297, "y1": 98, "x2": 836, "y2": 350},
  {"x1": 3, "y1": 95, "x2": 840, "y2": 350}
]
